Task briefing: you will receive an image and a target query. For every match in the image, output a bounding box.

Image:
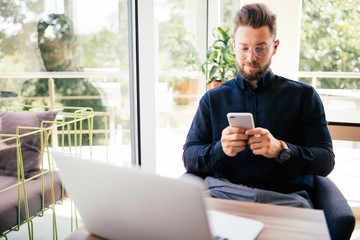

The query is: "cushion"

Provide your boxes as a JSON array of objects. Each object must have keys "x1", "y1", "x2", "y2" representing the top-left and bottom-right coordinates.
[
  {"x1": 0, "y1": 111, "x2": 57, "y2": 178},
  {"x1": 0, "y1": 172, "x2": 64, "y2": 234}
]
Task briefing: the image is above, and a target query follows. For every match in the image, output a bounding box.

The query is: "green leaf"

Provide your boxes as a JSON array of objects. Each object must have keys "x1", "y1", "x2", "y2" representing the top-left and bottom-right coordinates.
[
  {"x1": 210, "y1": 76, "x2": 220, "y2": 83},
  {"x1": 217, "y1": 26, "x2": 231, "y2": 43},
  {"x1": 209, "y1": 65, "x2": 219, "y2": 79},
  {"x1": 201, "y1": 64, "x2": 206, "y2": 75}
]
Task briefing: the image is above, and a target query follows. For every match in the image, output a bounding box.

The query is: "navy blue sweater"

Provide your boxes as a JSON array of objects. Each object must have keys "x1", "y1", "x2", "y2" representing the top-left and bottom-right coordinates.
[{"x1": 183, "y1": 70, "x2": 335, "y2": 194}]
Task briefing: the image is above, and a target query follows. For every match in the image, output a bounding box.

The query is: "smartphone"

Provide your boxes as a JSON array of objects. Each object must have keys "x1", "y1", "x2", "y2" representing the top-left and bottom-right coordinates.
[{"x1": 227, "y1": 112, "x2": 255, "y2": 130}]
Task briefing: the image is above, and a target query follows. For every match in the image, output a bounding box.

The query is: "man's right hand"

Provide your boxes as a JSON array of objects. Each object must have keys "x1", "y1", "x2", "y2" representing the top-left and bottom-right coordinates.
[{"x1": 221, "y1": 126, "x2": 249, "y2": 157}]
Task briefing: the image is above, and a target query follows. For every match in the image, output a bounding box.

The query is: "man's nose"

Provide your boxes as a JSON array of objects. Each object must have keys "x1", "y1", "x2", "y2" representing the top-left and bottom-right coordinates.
[{"x1": 246, "y1": 49, "x2": 257, "y2": 62}]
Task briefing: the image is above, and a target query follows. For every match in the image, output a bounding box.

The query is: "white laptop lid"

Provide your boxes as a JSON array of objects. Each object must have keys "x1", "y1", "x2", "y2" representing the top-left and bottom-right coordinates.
[{"x1": 53, "y1": 152, "x2": 263, "y2": 240}]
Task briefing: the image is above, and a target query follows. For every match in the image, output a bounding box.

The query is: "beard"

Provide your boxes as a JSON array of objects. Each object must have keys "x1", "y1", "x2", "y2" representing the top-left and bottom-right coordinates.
[{"x1": 237, "y1": 58, "x2": 271, "y2": 82}]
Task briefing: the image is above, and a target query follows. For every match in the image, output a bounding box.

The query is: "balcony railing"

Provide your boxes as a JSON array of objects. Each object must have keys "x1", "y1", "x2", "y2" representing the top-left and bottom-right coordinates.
[
  {"x1": 0, "y1": 71, "x2": 128, "y2": 146},
  {"x1": 298, "y1": 71, "x2": 360, "y2": 87},
  {"x1": 2, "y1": 70, "x2": 360, "y2": 125}
]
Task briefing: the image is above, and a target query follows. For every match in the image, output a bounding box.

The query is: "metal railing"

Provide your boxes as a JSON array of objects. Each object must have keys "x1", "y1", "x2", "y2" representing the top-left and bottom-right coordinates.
[
  {"x1": 298, "y1": 71, "x2": 360, "y2": 89},
  {"x1": 2, "y1": 70, "x2": 360, "y2": 123},
  {"x1": 297, "y1": 71, "x2": 360, "y2": 124},
  {"x1": 1, "y1": 71, "x2": 128, "y2": 145},
  {"x1": 0, "y1": 71, "x2": 127, "y2": 104}
]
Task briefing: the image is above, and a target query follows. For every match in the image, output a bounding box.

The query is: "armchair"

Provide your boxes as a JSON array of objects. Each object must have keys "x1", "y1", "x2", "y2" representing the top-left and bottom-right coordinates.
[
  {"x1": 311, "y1": 175, "x2": 355, "y2": 240},
  {"x1": 321, "y1": 121, "x2": 360, "y2": 240}
]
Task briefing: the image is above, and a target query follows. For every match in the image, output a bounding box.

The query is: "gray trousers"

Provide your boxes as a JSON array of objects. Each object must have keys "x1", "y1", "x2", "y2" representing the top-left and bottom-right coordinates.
[{"x1": 205, "y1": 176, "x2": 314, "y2": 209}]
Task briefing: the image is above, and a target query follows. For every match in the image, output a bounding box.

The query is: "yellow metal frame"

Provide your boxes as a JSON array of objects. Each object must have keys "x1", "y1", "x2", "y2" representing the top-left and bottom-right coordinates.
[{"x1": 0, "y1": 105, "x2": 108, "y2": 240}]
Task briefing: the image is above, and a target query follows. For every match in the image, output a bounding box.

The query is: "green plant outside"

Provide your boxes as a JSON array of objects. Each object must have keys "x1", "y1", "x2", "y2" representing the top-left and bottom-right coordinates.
[
  {"x1": 163, "y1": 27, "x2": 201, "y2": 91},
  {"x1": 160, "y1": 25, "x2": 201, "y2": 105},
  {"x1": 299, "y1": 0, "x2": 360, "y2": 89}
]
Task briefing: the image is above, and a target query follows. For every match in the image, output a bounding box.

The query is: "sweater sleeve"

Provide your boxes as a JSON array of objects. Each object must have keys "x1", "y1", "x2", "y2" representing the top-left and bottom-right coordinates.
[
  {"x1": 281, "y1": 87, "x2": 335, "y2": 176},
  {"x1": 182, "y1": 96, "x2": 228, "y2": 176}
]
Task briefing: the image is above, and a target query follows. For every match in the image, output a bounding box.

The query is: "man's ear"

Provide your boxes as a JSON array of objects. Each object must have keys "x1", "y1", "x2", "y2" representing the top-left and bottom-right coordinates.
[
  {"x1": 272, "y1": 39, "x2": 279, "y2": 56},
  {"x1": 232, "y1": 39, "x2": 236, "y2": 50}
]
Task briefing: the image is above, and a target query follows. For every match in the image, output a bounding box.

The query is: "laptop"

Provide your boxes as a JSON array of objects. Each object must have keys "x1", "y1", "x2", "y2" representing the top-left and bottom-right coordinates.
[{"x1": 53, "y1": 152, "x2": 263, "y2": 240}]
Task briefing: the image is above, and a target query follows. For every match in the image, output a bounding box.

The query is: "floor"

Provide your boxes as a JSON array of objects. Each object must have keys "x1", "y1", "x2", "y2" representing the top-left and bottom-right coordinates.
[
  {"x1": 329, "y1": 141, "x2": 360, "y2": 239},
  {"x1": 4, "y1": 198, "x2": 82, "y2": 240}
]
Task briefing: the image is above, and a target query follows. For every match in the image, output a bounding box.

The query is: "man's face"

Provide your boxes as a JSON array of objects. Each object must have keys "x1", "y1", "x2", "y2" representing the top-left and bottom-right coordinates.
[
  {"x1": 232, "y1": 25, "x2": 279, "y2": 83},
  {"x1": 38, "y1": 37, "x2": 75, "y2": 71}
]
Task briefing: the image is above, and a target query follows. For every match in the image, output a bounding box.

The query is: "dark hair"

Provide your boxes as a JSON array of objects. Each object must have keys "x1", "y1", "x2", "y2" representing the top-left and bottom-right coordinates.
[
  {"x1": 233, "y1": 3, "x2": 277, "y2": 39},
  {"x1": 37, "y1": 13, "x2": 76, "y2": 44}
]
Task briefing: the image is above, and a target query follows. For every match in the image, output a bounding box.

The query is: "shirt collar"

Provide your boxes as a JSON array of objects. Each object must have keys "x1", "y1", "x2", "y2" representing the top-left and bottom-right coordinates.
[{"x1": 235, "y1": 69, "x2": 275, "y2": 90}]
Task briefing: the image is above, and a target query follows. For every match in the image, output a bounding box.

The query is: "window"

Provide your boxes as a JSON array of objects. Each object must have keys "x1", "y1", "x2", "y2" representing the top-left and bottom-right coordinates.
[
  {"x1": 154, "y1": 0, "x2": 241, "y2": 177},
  {"x1": 0, "y1": 0, "x2": 132, "y2": 166},
  {"x1": 299, "y1": 0, "x2": 360, "y2": 205},
  {"x1": 299, "y1": 0, "x2": 360, "y2": 122},
  {"x1": 155, "y1": 0, "x2": 207, "y2": 177}
]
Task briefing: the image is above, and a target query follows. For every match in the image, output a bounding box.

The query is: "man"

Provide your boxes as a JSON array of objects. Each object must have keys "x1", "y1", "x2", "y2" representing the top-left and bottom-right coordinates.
[
  {"x1": 183, "y1": 3, "x2": 334, "y2": 208},
  {"x1": 21, "y1": 14, "x2": 105, "y2": 144},
  {"x1": 37, "y1": 13, "x2": 79, "y2": 72},
  {"x1": 21, "y1": 14, "x2": 103, "y2": 111}
]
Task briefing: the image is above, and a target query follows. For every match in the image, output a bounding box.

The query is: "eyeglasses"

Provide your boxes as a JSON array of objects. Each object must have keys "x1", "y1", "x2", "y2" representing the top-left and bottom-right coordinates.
[{"x1": 238, "y1": 41, "x2": 276, "y2": 59}]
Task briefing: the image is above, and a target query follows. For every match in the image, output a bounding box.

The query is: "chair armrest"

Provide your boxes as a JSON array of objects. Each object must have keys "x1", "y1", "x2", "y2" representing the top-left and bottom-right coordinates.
[{"x1": 312, "y1": 175, "x2": 355, "y2": 240}]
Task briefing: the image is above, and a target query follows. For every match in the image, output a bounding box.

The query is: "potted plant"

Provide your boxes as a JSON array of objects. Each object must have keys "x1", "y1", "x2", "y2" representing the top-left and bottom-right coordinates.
[
  {"x1": 165, "y1": 29, "x2": 201, "y2": 105},
  {"x1": 201, "y1": 26, "x2": 237, "y2": 90}
]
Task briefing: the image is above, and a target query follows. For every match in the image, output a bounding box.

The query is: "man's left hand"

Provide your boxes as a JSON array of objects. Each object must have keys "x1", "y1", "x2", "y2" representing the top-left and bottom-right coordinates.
[{"x1": 246, "y1": 128, "x2": 282, "y2": 159}]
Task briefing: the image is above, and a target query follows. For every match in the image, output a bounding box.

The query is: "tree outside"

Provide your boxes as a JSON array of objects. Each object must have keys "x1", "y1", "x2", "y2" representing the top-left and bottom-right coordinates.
[{"x1": 299, "y1": 0, "x2": 360, "y2": 89}]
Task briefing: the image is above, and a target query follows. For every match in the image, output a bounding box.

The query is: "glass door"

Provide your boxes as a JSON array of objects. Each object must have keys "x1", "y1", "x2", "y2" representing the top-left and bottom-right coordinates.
[
  {"x1": 154, "y1": 0, "x2": 241, "y2": 178},
  {"x1": 0, "y1": 0, "x2": 133, "y2": 165}
]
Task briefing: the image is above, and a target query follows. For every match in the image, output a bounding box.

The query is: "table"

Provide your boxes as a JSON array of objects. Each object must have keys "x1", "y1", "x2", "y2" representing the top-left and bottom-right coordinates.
[
  {"x1": 66, "y1": 198, "x2": 330, "y2": 240},
  {"x1": 206, "y1": 198, "x2": 330, "y2": 240}
]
